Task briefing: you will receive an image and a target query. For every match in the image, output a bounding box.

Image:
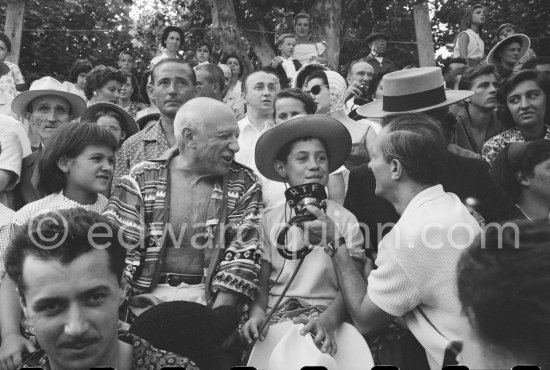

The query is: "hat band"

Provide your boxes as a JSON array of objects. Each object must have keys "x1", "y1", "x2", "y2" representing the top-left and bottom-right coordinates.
[{"x1": 383, "y1": 85, "x2": 446, "y2": 112}]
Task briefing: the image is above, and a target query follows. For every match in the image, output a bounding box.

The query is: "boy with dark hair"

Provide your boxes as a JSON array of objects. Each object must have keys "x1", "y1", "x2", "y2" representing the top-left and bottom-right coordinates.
[{"x1": 270, "y1": 33, "x2": 302, "y2": 88}]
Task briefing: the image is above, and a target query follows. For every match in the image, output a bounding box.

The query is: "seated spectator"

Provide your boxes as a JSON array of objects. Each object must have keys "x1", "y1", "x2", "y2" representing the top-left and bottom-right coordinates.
[
  {"x1": 496, "y1": 23, "x2": 537, "y2": 69},
  {"x1": 0, "y1": 33, "x2": 25, "y2": 115},
  {"x1": 219, "y1": 63, "x2": 245, "y2": 120},
  {"x1": 293, "y1": 13, "x2": 330, "y2": 67},
  {"x1": 242, "y1": 115, "x2": 364, "y2": 356},
  {"x1": 457, "y1": 218, "x2": 550, "y2": 369},
  {"x1": 271, "y1": 33, "x2": 302, "y2": 88},
  {"x1": 85, "y1": 65, "x2": 126, "y2": 105},
  {"x1": 482, "y1": 70, "x2": 550, "y2": 165},
  {"x1": 522, "y1": 56, "x2": 550, "y2": 75},
  {"x1": 359, "y1": 32, "x2": 396, "y2": 74},
  {"x1": 118, "y1": 70, "x2": 146, "y2": 118},
  {"x1": 304, "y1": 113, "x2": 481, "y2": 369},
  {"x1": 149, "y1": 25, "x2": 184, "y2": 69},
  {"x1": 63, "y1": 59, "x2": 92, "y2": 102},
  {"x1": 194, "y1": 40, "x2": 212, "y2": 67},
  {"x1": 273, "y1": 87, "x2": 316, "y2": 124},
  {"x1": 344, "y1": 60, "x2": 375, "y2": 117},
  {"x1": 490, "y1": 139, "x2": 550, "y2": 220},
  {"x1": 4, "y1": 208, "x2": 198, "y2": 370},
  {"x1": 486, "y1": 34, "x2": 530, "y2": 78},
  {"x1": 118, "y1": 50, "x2": 136, "y2": 73},
  {"x1": 195, "y1": 63, "x2": 225, "y2": 100},
  {"x1": 10, "y1": 76, "x2": 87, "y2": 208},
  {"x1": 81, "y1": 102, "x2": 139, "y2": 147},
  {"x1": 451, "y1": 64, "x2": 503, "y2": 154},
  {"x1": 0, "y1": 122, "x2": 117, "y2": 370}
]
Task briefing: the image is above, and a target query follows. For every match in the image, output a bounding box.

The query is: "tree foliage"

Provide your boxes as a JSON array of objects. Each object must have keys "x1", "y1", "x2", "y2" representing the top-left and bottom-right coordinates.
[{"x1": 1, "y1": 0, "x2": 549, "y2": 84}]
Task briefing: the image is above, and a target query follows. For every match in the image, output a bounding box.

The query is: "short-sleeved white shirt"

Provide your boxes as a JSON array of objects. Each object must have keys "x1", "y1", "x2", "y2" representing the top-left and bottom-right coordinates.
[{"x1": 367, "y1": 185, "x2": 481, "y2": 369}]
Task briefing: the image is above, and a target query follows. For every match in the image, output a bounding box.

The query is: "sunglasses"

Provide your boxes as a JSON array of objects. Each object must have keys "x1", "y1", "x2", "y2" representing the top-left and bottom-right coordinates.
[{"x1": 305, "y1": 84, "x2": 328, "y2": 96}]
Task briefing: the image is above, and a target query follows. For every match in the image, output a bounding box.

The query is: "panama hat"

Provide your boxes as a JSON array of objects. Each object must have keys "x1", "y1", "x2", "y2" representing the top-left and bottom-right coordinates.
[
  {"x1": 357, "y1": 67, "x2": 474, "y2": 118},
  {"x1": 81, "y1": 102, "x2": 139, "y2": 137},
  {"x1": 247, "y1": 321, "x2": 374, "y2": 370},
  {"x1": 11, "y1": 76, "x2": 87, "y2": 118},
  {"x1": 0, "y1": 62, "x2": 9, "y2": 77},
  {"x1": 366, "y1": 32, "x2": 390, "y2": 44},
  {"x1": 255, "y1": 115, "x2": 352, "y2": 182},
  {"x1": 487, "y1": 34, "x2": 530, "y2": 66}
]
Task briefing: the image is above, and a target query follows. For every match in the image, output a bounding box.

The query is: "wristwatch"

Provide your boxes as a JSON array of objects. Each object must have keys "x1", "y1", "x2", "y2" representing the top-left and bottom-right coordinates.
[{"x1": 326, "y1": 236, "x2": 346, "y2": 257}]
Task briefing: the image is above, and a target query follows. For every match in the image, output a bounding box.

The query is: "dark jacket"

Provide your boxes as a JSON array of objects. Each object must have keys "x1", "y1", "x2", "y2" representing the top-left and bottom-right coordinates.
[
  {"x1": 12, "y1": 148, "x2": 41, "y2": 210},
  {"x1": 344, "y1": 151, "x2": 523, "y2": 252}
]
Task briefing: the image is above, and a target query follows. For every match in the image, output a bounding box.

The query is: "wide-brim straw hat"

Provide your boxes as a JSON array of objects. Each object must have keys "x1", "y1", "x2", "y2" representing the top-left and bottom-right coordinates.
[
  {"x1": 486, "y1": 34, "x2": 530, "y2": 66},
  {"x1": 357, "y1": 67, "x2": 474, "y2": 118},
  {"x1": 11, "y1": 76, "x2": 87, "y2": 118},
  {"x1": 255, "y1": 115, "x2": 352, "y2": 182},
  {"x1": 247, "y1": 321, "x2": 374, "y2": 370},
  {"x1": 81, "y1": 102, "x2": 139, "y2": 137}
]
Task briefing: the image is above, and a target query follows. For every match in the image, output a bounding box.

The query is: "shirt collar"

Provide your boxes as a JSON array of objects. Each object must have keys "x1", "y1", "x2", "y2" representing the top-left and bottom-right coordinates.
[{"x1": 142, "y1": 119, "x2": 165, "y2": 143}]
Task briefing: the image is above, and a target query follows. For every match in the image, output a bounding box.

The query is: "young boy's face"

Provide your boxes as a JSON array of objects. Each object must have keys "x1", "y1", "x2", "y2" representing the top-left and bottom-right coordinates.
[
  {"x1": 279, "y1": 37, "x2": 296, "y2": 59},
  {"x1": 118, "y1": 53, "x2": 135, "y2": 72}
]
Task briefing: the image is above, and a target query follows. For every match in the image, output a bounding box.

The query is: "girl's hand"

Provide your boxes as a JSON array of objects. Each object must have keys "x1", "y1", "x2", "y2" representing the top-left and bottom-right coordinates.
[
  {"x1": 293, "y1": 313, "x2": 338, "y2": 357},
  {"x1": 241, "y1": 313, "x2": 269, "y2": 345}
]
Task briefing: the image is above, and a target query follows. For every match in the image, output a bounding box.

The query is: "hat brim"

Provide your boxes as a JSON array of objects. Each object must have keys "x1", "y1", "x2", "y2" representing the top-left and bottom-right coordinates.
[
  {"x1": 11, "y1": 89, "x2": 87, "y2": 119},
  {"x1": 366, "y1": 32, "x2": 390, "y2": 43},
  {"x1": 356, "y1": 89, "x2": 474, "y2": 118},
  {"x1": 247, "y1": 321, "x2": 374, "y2": 369},
  {"x1": 255, "y1": 115, "x2": 352, "y2": 182},
  {"x1": 487, "y1": 34, "x2": 530, "y2": 66},
  {"x1": 81, "y1": 102, "x2": 139, "y2": 137}
]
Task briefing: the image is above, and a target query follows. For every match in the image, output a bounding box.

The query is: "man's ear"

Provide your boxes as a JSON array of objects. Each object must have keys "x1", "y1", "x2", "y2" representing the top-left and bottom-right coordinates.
[
  {"x1": 517, "y1": 171, "x2": 531, "y2": 187},
  {"x1": 147, "y1": 84, "x2": 155, "y2": 101},
  {"x1": 118, "y1": 274, "x2": 127, "y2": 306},
  {"x1": 120, "y1": 130, "x2": 127, "y2": 142},
  {"x1": 57, "y1": 155, "x2": 71, "y2": 174},
  {"x1": 18, "y1": 289, "x2": 29, "y2": 317},
  {"x1": 273, "y1": 160, "x2": 287, "y2": 180},
  {"x1": 390, "y1": 159, "x2": 402, "y2": 180},
  {"x1": 25, "y1": 112, "x2": 33, "y2": 126},
  {"x1": 213, "y1": 82, "x2": 221, "y2": 95},
  {"x1": 181, "y1": 127, "x2": 196, "y2": 148},
  {"x1": 194, "y1": 84, "x2": 202, "y2": 97}
]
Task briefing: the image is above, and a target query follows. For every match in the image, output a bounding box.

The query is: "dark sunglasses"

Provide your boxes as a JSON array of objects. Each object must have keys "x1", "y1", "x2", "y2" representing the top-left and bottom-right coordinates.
[{"x1": 305, "y1": 84, "x2": 328, "y2": 96}]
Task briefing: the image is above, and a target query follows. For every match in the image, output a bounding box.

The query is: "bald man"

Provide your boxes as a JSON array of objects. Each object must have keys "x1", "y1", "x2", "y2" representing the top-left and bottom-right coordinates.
[{"x1": 104, "y1": 98, "x2": 263, "y2": 368}]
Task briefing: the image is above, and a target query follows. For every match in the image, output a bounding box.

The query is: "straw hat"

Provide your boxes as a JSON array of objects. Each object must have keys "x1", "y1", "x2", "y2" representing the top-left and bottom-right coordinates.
[
  {"x1": 11, "y1": 76, "x2": 86, "y2": 118},
  {"x1": 356, "y1": 67, "x2": 473, "y2": 118},
  {"x1": 81, "y1": 102, "x2": 139, "y2": 137},
  {"x1": 486, "y1": 34, "x2": 530, "y2": 66},
  {"x1": 254, "y1": 115, "x2": 352, "y2": 182},
  {"x1": 247, "y1": 321, "x2": 374, "y2": 370}
]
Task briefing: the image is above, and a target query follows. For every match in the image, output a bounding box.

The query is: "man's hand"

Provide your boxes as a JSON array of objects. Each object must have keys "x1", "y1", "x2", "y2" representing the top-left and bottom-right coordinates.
[
  {"x1": 0, "y1": 333, "x2": 36, "y2": 370},
  {"x1": 346, "y1": 81, "x2": 363, "y2": 99},
  {"x1": 293, "y1": 313, "x2": 338, "y2": 356},
  {"x1": 241, "y1": 312, "x2": 269, "y2": 345},
  {"x1": 299, "y1": 204, "x2": 342, "y2": 247}
]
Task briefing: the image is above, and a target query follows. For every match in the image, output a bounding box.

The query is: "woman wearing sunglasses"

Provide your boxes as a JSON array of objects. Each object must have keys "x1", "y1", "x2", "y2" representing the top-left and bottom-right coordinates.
[{"x1": 303, "y1": 69, "x2": 377, "y2": 172}]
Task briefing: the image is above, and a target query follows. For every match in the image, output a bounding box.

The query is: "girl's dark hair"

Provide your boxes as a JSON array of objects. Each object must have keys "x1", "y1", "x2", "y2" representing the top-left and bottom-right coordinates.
[
  {"x1": 84, "y1": 65, "x2": 126, "y2": 100},
  {"x1": 496, "y1": 70, "x2": 550, "y2": 129},
  {"x1": 220, "y1": 53, "x2": 244, "y2": 78},
  {"x1": 121, "y1": 70, "x2": 142, "y2": 102},
  {"x1": 490, "y1": 139, "x2": 550, "y2": 202},
  {"x1": 37, "y1": 122, "x2": 118, "y2": 195},
  {"x1": 68, "y1": 60, "x2": 93, "y2": 83},
  {"x1": 161, "y1": 26, "x2": 184, "y2": 48},
  {"x1": 0, "y1": 33, "x2": 12, "y2": 52},
  {"x1": 195, "y1": 40, "x2": 212, "y2": 54}
]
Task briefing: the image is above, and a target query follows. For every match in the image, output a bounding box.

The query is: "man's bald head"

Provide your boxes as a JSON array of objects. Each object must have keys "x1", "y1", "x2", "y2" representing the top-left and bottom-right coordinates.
[{"x1": 174, "y1": 97, "x2": 236, "y2": 145}]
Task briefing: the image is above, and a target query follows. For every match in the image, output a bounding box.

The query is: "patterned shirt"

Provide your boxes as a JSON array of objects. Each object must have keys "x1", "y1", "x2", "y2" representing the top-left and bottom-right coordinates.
[
  {"x1": 113, "y1": 119, "x2": 169, "y2": 188},
  {"x1": 481, "y1": 126, "x2": 550, "y2": 165},
  {"x1": 0, "y1": 203, "x2": 14, "y2": 280},
  {"x1": 21, "y1": 331, "x2": 199, "y2": 370},
  {"x1": 104, "y1": 147, "x2": 263, "y2": 305},
  {"x1": 122, "y1": 101, "x2": 148, "y2": 119}
]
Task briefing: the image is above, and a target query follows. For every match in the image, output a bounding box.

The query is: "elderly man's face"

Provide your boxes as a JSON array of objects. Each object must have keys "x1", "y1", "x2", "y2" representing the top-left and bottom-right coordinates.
[
  {"x1": 192, "y1": 110, "x2": 240, "y2": 176},
  {"x1": 349, "y1": 62, "x2": 375, "y2": 87},
  {"x1": 21, "y1": 249, "x2": 124, "y2": 370},
  {"x1": 27, "y1": 95, "x2": 72, "y2": 142},
  {"x1": 152, "y1": 62, "x2": 198, "y2": 118}
]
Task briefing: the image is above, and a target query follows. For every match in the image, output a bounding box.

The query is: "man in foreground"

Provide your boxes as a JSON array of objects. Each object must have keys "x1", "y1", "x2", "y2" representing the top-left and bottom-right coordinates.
[{"x1": 4, "y1": 208, "x2": 198, "y2": 370}]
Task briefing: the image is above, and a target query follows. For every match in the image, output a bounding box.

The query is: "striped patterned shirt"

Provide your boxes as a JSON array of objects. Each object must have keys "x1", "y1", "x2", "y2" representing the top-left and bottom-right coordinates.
[{"x1": 104, "y1": 147, "x2": 263, "y2": 304}]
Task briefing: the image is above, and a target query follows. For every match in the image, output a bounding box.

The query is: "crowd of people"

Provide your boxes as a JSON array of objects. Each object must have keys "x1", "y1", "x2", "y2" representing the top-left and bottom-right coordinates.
[{"x1": 0, "y1": 6, "x2": 549, "y2": 370}]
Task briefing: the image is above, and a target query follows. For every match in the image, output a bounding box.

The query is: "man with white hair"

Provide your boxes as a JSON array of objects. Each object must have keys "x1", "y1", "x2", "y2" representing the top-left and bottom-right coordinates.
[{"x1": 104, "y1": 97, "x2": 263, "y2": 369}]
